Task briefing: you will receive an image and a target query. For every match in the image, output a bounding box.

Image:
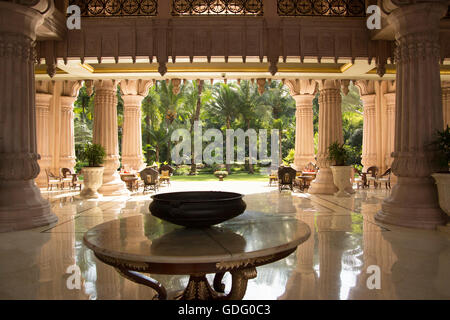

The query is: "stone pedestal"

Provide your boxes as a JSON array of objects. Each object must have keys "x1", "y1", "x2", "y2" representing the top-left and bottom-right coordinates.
[
  {"x1": 93, "y1": 80, "x2": 129, "y2": 196},
  {"x1": 293, "y1": 95, "x2": 315, "y2": 170},
  {"x1": 376, "y1": 2, "x2": 448, "y2": 229},
  {"x1": 35, "y1": 93, "x2": 52, "y2": 187},
  {"x1": 0, "y1": 2, "x2": 57, "y2": 232},
  {"x1": 121, "y1": 95, "x2": 145, "y2": 171},
  {"x1": 59, "y1": 96, "x2": 76, "y2": 172},
  {"x1": 309, "y1": 80, "x2": 343, "y2": 194}
]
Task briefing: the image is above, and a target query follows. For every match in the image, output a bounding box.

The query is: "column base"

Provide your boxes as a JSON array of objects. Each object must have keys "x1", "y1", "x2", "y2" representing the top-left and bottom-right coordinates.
[
  {"x1": 437, "y1": 224, "x2": 450, "y2": 235},
  {"x1": 375, "y1": 177, "x2": 447, "y2": 230},
  {"x1": 293, "y1": 155, "x2": 315, "y2": 171},
  {"x1": 121, "y1": 157, "x2": 145, "y2": 172},
  {"x1": 35, "y1": 172, "x2": 48, "y2": 188},
  {"x1": 0, "y1": 180, "x2": 58, "y2": 233},
  {"x1": 99, "y1": 171, "x2": 130, "y2": 197},
  {"x1": 308, "y1": 168, "x2": 338, "y2": 195}
]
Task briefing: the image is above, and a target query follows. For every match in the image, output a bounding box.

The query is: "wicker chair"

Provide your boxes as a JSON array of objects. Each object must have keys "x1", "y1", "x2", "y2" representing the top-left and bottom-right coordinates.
[
  {"x1": 268, "y1": 170, "x2": 278, "y2": 186},
  {"x1": 61, "y1": 168, "x2": 75, "y2": 189},
  {"x1": 365, "y1": 166, "x2": 379, "y2": 188},
  {"x1": 159, "y1": 164, "x2": 174, "y2": 185},
  {"x1": 140, "y1": 167, "x2": 160, "y2": 193},
  {"x1": 45, "y1": 169, "x2": 62, "y2": 190},
  {"x1": 354, "y1": 168, "x2": 367, "y2": 189},
  {"x1": 375, "y1": 168, "x2": 391, "y2": 189},
  {"x1": 278, "y1": 166, "x2": 297, "y2": 192}
]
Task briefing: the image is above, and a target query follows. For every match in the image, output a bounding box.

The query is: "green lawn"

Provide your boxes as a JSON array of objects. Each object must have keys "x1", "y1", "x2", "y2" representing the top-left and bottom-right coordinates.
[{"x1": 171, "y1": 172, "x2": 269, "y2": 182}]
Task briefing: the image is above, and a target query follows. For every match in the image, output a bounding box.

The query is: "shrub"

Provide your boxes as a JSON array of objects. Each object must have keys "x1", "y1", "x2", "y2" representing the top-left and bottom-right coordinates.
[
  {"x1": 283, "y1": 148, "x2": 295, "y2": 164},
  {"x1": 432, "y1": 125, "x2": 450, "y2": 170},
  {"x1": 79, "y1": 143, "x2": 106, "y2": 167},
  {"x1": 328, "y1": 141, "x2": 350, "y2": 166}
]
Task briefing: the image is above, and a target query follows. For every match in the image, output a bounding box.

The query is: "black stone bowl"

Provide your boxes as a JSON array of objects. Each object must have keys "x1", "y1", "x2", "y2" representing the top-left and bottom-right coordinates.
[{"x1": 149, "y1": 191, "x2": 246, "y2": 228}]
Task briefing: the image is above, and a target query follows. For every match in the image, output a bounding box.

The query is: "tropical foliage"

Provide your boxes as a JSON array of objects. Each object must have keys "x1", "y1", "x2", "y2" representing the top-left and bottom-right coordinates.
[{"x1": 73, "y1": 80, "x2": 364, "y2": 175}]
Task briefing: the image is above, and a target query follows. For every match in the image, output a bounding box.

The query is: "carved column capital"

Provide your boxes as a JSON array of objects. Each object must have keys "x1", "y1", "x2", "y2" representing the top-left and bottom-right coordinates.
[
  {"x1": 293, "y1": 94, "x2": 315, "y2": 108},
  {"x1": 35, "y1": 92, "x2": 52, "y2": 107},
  {"x1": 285, "y1": 79, "x2": 317, "y2": 96},
  {"x1": 60, "y1": 95, "x2": 76, "y2": 110},
  {"x1": 355, "y1": 80, "x2": 376, "y2": 96},
  {"x1": 120, "y1": 79, "x2": 153, "y2": 96}
]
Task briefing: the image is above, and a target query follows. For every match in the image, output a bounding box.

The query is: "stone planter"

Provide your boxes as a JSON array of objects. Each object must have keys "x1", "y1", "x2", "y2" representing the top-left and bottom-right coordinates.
[
  {"x1": 80, "y1": 167, "x2": 104, "y2": 199},
  {"x1": 214, "y1": 171, "x2": 228, "y2": 181},
  {"x1": 331, "y1": 166, "x2": 353, "y2": 197},
  {"x1": 432, "y1": 173, "x2": 450, "y2": 233}
]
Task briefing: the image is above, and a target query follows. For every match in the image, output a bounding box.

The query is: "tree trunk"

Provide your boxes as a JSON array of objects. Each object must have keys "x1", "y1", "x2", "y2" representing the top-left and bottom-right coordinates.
[
  {"x1": 226, "y1": 117, "x2": 231, "y2": 173},
  {"x1": 166, "y1": 118, "x2": 171, "y2": 163},
  {"x1": 247, "y1": 119, "x2": 254, "y2": 174},
  {"x1": 190, "y1": 80, "x2": 203, "y2": 175}
]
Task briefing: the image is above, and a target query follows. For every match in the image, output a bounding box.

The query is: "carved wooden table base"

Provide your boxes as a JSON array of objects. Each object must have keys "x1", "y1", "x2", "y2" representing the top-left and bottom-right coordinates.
[{"x1": 95, "y1": 248, "x2": 295, "y2": 300}]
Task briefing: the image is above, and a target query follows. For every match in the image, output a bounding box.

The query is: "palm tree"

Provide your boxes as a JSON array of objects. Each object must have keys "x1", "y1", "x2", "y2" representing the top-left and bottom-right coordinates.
[
  {"x1": 180, "y1": 80, "x2": 213, "y2": 174},
  {"x1": 208, "y1": 83, "x2": 239, "y2": 172},
  {"x1": 142, "y1": 86, "x2": 162, "y2": 164},
  {"x1": 157, "y1": 80, "x2": 186, "y2": 162},
  {"x1": 236, "y1": 80, "x2": 264, "y2": 174},
  {"x1": 146, "y1": 127, "x2": 170, "y2": 164},
  {"x1": 73, "y1": 85, "x2": 94, "y2": 126},
  {"x1": 261, "y1": 81, "x2": 295, "y2": 165}
]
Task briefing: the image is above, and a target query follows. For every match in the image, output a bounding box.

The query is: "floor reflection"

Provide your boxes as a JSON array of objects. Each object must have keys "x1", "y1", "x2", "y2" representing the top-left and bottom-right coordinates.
[{"x1": 0, "y1": 181, "x2": 449, "y2": 300}]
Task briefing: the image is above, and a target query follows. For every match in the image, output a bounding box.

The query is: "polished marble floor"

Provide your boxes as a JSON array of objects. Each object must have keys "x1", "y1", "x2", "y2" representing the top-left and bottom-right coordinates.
[{"x1": 0, "y1": 181, "x2": 449, "y2": 300}]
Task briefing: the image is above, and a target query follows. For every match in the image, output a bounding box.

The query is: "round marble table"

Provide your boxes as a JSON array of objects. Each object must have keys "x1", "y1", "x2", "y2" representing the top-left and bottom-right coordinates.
[{"x1": 83, "y1": 211, "x2": 311, "y2": 300}]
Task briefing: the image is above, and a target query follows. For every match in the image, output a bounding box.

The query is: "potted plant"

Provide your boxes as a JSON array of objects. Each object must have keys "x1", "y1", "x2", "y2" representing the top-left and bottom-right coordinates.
[
  {"x1": 328, "y1": 141, "x2": 354, "y2": 197},
  {"x1": 79, "y1": 143, "x2": 106, "y2": 199},
  {"x1": 431, "y1": 125, "x2": 450, "y2": 230},
  {"x1": 214, "y1": 170, "x2": 228, "y2": 181}
]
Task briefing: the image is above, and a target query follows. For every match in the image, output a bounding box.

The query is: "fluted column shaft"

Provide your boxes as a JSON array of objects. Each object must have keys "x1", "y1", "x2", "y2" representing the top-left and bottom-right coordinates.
[
  {"x1": 59, "y1": 96, "x2": 76, "y2": 172},
  {"x1": 384, "y1": 92, "x2": 396, "y2": 169},
  {"x1": 0, "y1": 2, "x2": 57, "y2": 232},
  {"x1": 35, "y1": 93, "x2": 52, "y2": 187},
  {"x1": 361, "y1": 94, "x2": 377, "y2": 171},
  {"x1": 293, "y1": 94, "x2": 315, "y2": 169},
  {"x1": 121, "y1": 95, "x2": 145, "y2": 171},
  {"x1": 376, "y1": 2, "x2": 447, "y2": 229},
  {"x1": 443, "y1": 81, "x2": 450, "y2": 127},
  {"x1": 309, "y1": 80, "x2": 342, "y2": 194},
  {"x1": 93, "y1": 80, "x2": 129, "y2": 196}
]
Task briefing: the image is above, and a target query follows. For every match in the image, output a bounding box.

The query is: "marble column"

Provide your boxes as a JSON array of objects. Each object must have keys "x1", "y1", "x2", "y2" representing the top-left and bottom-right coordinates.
[
  {"x1": 293, "y1": 95, "x2": 316, "y2": 169},
  {"x1": 93, "y1": 80, "x2": 129, "y2": 196},
  {"x1": 384, "y1": 92, "x2": 396, "y2": 169},
  {"x1": 59, "y1": 96, "x2": 77, "y2": 172},
  {"x1": 376, "y1": 1, "x2": 448, "y2": 229},
  {"x1": 120, "y1": 80, "x2": 151, "y2": 171},
  {"x1": 285, "y1": 80, "x2": 317, "y2": 170},
  {"x1": 361, "y1": 94, "x2": 377, "y2": 171},
  {"x1": 309, "y1": 80, "x2": 343, "y2": 194},
  {"x1": 0, "y1": 2, "x2": 57, "y2": 232},
  {"x1": 442, "y1": 81, "x2": 450, "y2": 127},
  {"x1": 35, "y1": 93, "x2": 53, "y2": 187}
]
